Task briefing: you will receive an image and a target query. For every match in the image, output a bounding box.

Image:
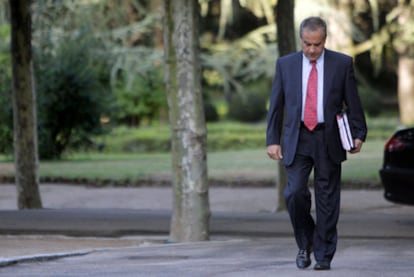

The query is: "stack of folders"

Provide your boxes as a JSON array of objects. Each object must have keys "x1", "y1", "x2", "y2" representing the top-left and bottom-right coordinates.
[{"x1": 336, "y1": 111, "x2": 355, "y2": 151}]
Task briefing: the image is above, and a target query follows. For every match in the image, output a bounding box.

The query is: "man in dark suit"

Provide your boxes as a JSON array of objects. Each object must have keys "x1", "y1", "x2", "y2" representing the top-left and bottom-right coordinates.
[{"x1": 266, "y1": 17, "x2": 367, "y2": 270}]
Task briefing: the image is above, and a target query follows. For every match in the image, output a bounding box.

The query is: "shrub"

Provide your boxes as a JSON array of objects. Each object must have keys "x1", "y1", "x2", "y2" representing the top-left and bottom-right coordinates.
[
  {"x1": 112, "y1": 68, "x2": 166, "y2": 126},
  {"x1": 111, "y1": 48, "x2": 166, "y2": 127},
  {"x1": 227, "y1": 92, "x2": 267, "y2": 122},
  {"x1": 204, "y1": 101, "x2": 219, "y2": 122},
  {"x1": 35, "y1": 34, "x2": 112, "y2": 159},
  {"x1": 358, "y1": 85, "x2": 382, "y2": 117}
]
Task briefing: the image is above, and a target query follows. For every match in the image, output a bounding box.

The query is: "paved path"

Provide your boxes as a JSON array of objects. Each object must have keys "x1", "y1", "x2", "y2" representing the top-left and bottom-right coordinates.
[
  {"x1": 2, "y1": 237, "x2": 414, "y2": 277},
  {"x1": 0, "y1": 184, "x2": 413, "y2": 276}
]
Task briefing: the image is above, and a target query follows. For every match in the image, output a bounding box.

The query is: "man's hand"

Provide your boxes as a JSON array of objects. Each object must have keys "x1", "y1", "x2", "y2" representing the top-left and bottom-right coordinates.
[
  {"x1": 349, "y1": 138, "x2": 363, "y2": 154},
  {"x1": 267, "y1": 144, "x2": 283, "y2": 160}
]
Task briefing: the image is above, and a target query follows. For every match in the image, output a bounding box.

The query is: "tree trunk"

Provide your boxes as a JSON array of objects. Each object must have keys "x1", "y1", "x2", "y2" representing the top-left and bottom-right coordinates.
[
  {"x1": 276, "y1": 0, "x2": 295, "y2": 57},
  {"x1": 395, "y1": 2, "x2": 414, "y2": 125},
  {"x1": 150, "y1": 0, "x2": 164, "y2": 49},
  {"x1": 274, "y1": 0, "x2": 295, "y2": 212},
  {"x1": 9, "y1": 0, "x2": 42, "y2": 209},
  {"x1": 163, "y1": 0, "x2": 210, "y2": 242},
  {"x1": 398, "y1": 56, "x2": 414, "y2": 125}
]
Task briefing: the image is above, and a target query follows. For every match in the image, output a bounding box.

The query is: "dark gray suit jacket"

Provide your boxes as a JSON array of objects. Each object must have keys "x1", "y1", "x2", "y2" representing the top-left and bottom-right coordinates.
[{"x1": 266, "y1": 49, "x2": 367, "y2": 166}]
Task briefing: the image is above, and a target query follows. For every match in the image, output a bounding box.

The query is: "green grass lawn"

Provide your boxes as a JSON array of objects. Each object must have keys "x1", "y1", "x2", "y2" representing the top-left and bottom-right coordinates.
[
  {"x1": 0, "y1": 116, "x2": 395, "y2": 187},
  {"x1": 0, "y1": 140, "x2": 384, "y2": 187},
  {"x1": 45, "y1": 139, "x2": 385, "y2": 187},
  {"x1": 342, "y1": 139, "x2": 383, "y2": 185}
]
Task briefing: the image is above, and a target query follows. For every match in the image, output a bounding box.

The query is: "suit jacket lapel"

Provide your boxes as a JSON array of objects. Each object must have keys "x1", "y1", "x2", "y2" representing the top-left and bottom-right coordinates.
[
  {"x1": 323, "y1": 49, "x2": 334, "y2": 108},
  {"x1": 294, "y1": 52, "x2": 303, "y2": 112}
]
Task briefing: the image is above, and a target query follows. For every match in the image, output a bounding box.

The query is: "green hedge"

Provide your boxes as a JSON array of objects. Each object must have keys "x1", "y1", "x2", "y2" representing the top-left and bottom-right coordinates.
[
  {"x1": 94, "y1": 122, "x2": 266, "y2": 153},
  {"x1": 89, "y1": 116, "x2": 400, "y2": 154}
]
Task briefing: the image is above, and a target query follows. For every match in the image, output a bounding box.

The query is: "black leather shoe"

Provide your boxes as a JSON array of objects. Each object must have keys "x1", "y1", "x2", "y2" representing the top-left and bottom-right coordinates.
[
  {"x1": 296, "y1": 249, "x2": 311, "y2": 269},
  {"x1": 314, "y1": 261, "x2": 331, "y2": 270}
]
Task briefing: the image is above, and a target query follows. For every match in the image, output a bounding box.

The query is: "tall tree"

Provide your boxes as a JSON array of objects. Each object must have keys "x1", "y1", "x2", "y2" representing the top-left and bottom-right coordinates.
[
  {"x1": 9, "y1": 0, "x2": 42, "y2": 208},
  {"x1": 394, "y1": 0, "x2": 414, "y2": 125},
  {"x1": 349, "y1": 0, "x2": 414, "y2": 124},
  {"x1": 277, "y1": 0, "x2": 296, "y2": 57},
  {"x1": 163, "y1": 0, "x2": 210, "y2": 242},
  {"x1": 274, "y1": 0, "x2": 296, "y2": 212}
]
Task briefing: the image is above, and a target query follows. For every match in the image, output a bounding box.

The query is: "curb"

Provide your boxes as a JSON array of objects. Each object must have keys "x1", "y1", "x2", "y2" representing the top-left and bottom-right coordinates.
[{"x1": 0, "y1": 250, "x2": 92, "y2": 268}]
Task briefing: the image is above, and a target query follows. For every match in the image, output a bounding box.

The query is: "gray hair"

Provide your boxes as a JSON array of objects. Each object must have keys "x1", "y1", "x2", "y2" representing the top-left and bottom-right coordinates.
[{"x1": 299, "y1": 17, "x2": 327, "y2": 39}]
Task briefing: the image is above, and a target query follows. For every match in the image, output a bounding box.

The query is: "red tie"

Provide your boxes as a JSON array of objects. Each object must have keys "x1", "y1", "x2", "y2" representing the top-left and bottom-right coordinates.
[{"x1": 304, "y1": 61, "x2": 318, "y2": 131}]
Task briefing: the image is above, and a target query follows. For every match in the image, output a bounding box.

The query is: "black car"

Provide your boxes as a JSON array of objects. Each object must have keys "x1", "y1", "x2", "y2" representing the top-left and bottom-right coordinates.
[{"x1": 379, "y1": 127, "x2": 414, "y2": 205}]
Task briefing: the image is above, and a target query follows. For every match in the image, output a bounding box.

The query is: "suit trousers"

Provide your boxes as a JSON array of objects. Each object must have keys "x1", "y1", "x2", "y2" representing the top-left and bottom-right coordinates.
[{"x1": 284, "y1": 125, "x2": 341, "y2": 263}]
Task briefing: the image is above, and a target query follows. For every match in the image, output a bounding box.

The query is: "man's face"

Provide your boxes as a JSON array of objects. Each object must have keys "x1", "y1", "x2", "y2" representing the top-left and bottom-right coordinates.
[{"x1": 301, "y1": 28, "x2": 326, "y2": 61}]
